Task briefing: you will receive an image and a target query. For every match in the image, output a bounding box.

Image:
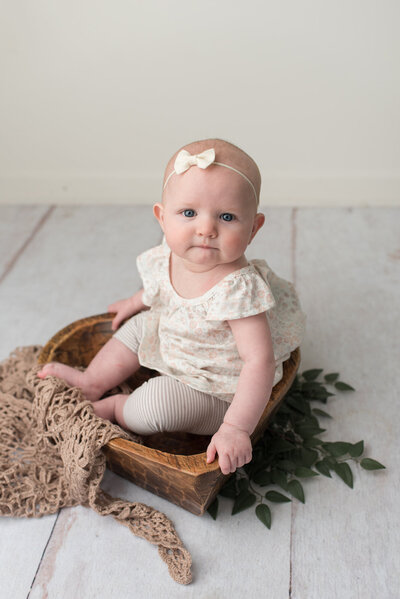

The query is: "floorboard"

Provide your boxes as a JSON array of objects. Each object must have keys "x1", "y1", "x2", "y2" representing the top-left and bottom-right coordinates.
[{"x1": 291, "y1": 207, "x2": 399, "y2": 599}]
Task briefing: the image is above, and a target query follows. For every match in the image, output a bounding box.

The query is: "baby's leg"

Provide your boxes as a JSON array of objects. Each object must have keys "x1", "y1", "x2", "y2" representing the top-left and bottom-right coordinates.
[
  {"x1": 119, "y1": 375, "x2": 229, "y2": 435},
  {"x1": 37, "y1": 339, "x2": 140, "y2": 402},
  {"x1": 37, "y1": 312, "x2": 145, "y2": 402}
]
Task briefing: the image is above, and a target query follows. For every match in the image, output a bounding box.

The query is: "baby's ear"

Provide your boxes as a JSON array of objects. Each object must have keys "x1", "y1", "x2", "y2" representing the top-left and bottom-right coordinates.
[
  {"x1": 153, "y1": 202, "x2": 165, "y2": 229},
  {"x1": 249, "y1": 212, "x2": 265, "y2": 243}
]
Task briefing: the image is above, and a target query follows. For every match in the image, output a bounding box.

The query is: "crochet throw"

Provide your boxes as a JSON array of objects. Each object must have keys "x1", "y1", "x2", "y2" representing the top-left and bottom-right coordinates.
[{"x1": 0, "y1": 346, "x2": 192, "y2": 585}]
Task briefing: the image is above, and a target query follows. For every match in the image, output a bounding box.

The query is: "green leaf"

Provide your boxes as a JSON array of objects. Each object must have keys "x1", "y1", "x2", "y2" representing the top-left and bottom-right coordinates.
[
  {"x1": 312, "y1": 408, "x2": 333, "y2": 419},
  {"x1": 218, "y1": 486, "x2": 237, "y2": 499},
  {"x1": 301, "y1": 381, "x2": 324, "y2": 395},
  {"x1": 322, "y1": 442, "x2": 353, "y2": 457},
  {"x1": 348, "y1": 440, "x2": 364, "y2": 458},
  {"x1": 287, "y1": 479, "x2": 305, "y2": 503},
  {"x1": 313, "y1": 388, "x2": 332, "y2": 401},
  {"x1": 207, "y1": 497, "x2": 218, "y2": 519},
  {"x1": 315, "y1": 460, "x2": 332, "y2": 478},
  {"x1": 286, "y1": 397, "x2": 311, "y2": 415},
  {"x1": 303, "y1": 437, "x2": 324, "y2": 448},
  {"x1": 290, "y1": 447, "x2": 319, "y2": 467},
  {"x1": 323, "y1": 456, "x2": 337, "y2": 468},
  {"x1": 300, "y1": 447, "x2": 319, "y2": 467},
  {"x1": 360, "y1": 458, "x2": 386, "y2": 470},
  {"x1": 265, "y1": 490, "x2": 291, "y2": 503},
  {"x1": 274, "y1": 460, "x2": 296, "y2": 472},
  {"x1": 324, "y1": 372, "x2": 339, "y2": 383},
  {"x1": 333, "y1": 462, "x2": 353, "y2": 488},
  {"x1": 269, "y1": 438, "x2": 297, "y2": 453},
  {"x1": 232, "y1": 490, "x2": 257, "y2": 515},
  {"x1": 294, "y1": 466, "x2": 319, "y2": 478},
  {"x1": 253, "y1": 470, "x2": 273, "y2": 486},
  {"x1": 288, "y1": 375, "x2": 301, "y2": 392},
  {"x1": 238, "y1": 477, "x2": 249, "y2": 491},
  {"x1": 271, "y1": 469, "x2": 288, "y2": 490},
  {"x1": 335, "y1": 381, "x2": 355, "y2": 391},
  {"x1": 285, "y1": 431, "x2": 298, "y2": 444},
  {"x1": 294, "y1": 414, "x2": 319, "y2": 426},
  {"x1": 296, "y1": 425, "x2": 326, "y2": 439},
  {"x1": 243, "y1": 462, "x2": 255, "y2": 477},
  {"x1": 218, "y1": 476, "x2": 237, "y2": 498},
  {"x1": 302, "y1": 369, "x2": 323, "y2": 381},
  {"x1": 291, "y1": 450, "x2": 305, "y2": 466},
  {"x1": 310, "y1": 389, "x2": 335, "y2": 404},
  {"x1": 221, "y1": 475, "x2": 236, "y2": 489},
  {"x1": 250, "y1": 448, "x2": 266, "y2": 470},
  {"x1": 255, "y1": 504, "x2": 271, "y2": 529}
]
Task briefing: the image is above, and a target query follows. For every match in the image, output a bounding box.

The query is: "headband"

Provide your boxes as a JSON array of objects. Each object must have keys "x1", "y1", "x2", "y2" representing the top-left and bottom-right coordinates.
[{"x1": 163, "y1": 148, "x2": 258, "y2": 204}]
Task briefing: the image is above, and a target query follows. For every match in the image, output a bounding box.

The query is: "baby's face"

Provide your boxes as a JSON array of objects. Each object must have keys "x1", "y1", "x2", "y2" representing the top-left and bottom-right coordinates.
[{"x1": 154, "y1": 165, "x2": 264, "y2": 270}]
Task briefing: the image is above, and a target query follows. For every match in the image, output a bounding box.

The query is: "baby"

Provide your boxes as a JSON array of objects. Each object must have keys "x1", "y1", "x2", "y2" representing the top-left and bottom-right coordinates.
[{"x1": 37, "y1": 138, "x2": 306, "y2": 476}]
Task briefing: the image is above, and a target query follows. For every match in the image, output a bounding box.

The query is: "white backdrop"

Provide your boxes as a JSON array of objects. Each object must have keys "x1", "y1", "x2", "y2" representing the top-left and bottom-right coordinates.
[{"x1": 1, "y1": 0, "x2": 399, "y2": 206}]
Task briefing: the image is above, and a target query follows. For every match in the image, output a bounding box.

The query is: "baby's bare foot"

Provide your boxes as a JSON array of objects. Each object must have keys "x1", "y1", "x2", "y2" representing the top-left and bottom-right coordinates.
[{"x1": 37, "y1": 362, "x2": 101, "y2": 402}]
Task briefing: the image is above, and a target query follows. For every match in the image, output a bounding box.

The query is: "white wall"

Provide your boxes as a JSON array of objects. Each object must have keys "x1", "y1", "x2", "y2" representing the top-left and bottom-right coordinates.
[{"x1": 1, "y1": 0, "x2": 399, "y2": 206}]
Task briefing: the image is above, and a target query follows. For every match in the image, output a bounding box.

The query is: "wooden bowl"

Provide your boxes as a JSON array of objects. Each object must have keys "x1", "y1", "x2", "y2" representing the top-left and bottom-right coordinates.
[{"x1": 38, "y1": 313, "x2": 301, "y2": 515}]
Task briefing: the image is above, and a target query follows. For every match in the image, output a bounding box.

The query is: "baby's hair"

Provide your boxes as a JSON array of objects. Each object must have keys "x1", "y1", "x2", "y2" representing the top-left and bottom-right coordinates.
[{"x1": 162, "y1": 138, "x2": 261, "y2": 207}]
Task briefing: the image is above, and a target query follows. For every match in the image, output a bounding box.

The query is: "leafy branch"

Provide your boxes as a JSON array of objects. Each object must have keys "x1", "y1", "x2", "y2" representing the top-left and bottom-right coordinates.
[{"x1": 207, "y1": 369, "x2": 385, "y2": 528}]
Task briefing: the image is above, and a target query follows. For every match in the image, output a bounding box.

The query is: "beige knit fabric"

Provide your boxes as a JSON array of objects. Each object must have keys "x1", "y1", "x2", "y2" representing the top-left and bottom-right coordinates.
[{"x1": 0, "y1": 345, "x2": 192, "y2": 585}]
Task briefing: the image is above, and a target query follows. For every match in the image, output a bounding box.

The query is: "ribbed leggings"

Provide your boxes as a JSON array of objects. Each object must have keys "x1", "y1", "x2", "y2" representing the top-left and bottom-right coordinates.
[{"x1": 113, "y1": 312, "x2": 230, "y2": 435}]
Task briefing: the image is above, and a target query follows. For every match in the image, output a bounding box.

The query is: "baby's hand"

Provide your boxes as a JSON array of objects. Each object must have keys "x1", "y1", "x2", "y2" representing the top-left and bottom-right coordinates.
[
  {"x1": 108, "y1": 297, "x2": 137, "y2": 331},
  {"x1": 206, "y1": 422, "x2": 252, "y2": 475}
]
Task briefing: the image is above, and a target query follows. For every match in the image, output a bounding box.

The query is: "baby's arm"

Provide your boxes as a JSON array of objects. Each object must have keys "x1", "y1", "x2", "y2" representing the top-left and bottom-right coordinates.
[
  {"x1": 206, "y1": 312, "x2": 276, "y2": 475},
  {"x1": 108, "y1": 288, "x2": 149, "y2": 331}
]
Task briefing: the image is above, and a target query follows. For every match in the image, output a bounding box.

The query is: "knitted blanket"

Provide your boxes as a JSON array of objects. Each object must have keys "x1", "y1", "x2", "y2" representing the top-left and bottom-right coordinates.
[{"x1": 0, "y1": 346, "x2": 192, "y2": 585}]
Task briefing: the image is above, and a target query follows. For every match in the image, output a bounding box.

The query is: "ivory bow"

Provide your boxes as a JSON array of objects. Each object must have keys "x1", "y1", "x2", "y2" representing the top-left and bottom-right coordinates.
[
  {"x1": 174, "y1": 148, "x2": 216, "y2": 174},
  {"x1": 163, "y1": 146, "x2": 259, "y2": 204}
]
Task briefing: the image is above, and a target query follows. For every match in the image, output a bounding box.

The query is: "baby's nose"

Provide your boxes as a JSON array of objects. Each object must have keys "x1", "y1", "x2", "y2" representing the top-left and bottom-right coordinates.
[{"x1": 196, "y1": 216, "x2": 217, "y2": 237}]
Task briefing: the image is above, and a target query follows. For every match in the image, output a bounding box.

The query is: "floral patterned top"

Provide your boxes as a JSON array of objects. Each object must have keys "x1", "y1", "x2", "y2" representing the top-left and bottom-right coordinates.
[{"x1": 135, "y1": 236, "x2": 306, "y2": 402}]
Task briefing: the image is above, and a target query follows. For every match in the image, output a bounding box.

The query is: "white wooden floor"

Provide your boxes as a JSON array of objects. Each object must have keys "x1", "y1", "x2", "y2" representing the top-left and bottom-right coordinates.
[{"x1": 0, "y1": 205, "x2": 398, "y2": 599}]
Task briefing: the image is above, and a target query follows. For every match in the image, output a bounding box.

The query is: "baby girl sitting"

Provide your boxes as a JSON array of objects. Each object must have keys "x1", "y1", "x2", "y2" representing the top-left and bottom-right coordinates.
[{"x1": 37, "y1": 138, "x2": 306, "y2": 476}]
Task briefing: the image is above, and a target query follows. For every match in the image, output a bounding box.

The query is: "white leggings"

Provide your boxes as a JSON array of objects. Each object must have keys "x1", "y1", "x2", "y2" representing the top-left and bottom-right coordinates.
[{"x1": 113, "y1": 313, "x2": 229, "y2": 436}]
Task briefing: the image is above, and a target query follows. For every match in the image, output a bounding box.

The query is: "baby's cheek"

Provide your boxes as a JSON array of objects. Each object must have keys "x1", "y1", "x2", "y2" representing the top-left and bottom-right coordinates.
[{"x1": 223, "y1": 231, "x2": 248, "y2": 255}]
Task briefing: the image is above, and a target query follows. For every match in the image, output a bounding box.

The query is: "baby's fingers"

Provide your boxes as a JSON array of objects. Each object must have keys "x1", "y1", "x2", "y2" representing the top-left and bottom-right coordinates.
[
  {"x1": 219, "y1": 453, "x2": 234, "y2": 475},
  {"x1": 111, "y1": 316, "x2": 121, "y2": 331},
  {"x1": 237, "y1": 453, "x2": 251, "y2": 469},
  {"x1": 238, "y1": 448, "x2": 253, "y2": 468},
  {"x1": 206, "y1": 440, "x2": 216, "y2": 464}
]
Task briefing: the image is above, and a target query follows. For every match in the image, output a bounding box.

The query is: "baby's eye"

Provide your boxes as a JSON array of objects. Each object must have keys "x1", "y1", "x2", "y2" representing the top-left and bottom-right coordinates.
[
  {"x1": 220, "y1": 213, "x2": 235, "y2": 222},
  {"x1": 183, "y1": 209, "x2": 196, "y2": 218}
]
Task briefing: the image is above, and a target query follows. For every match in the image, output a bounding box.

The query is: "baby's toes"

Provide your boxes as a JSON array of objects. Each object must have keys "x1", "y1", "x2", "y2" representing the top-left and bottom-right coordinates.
[
  {"x1": 37, "y1": 362, "x2": 64, "y2": 379},
  {"x1": 37, "y1": 363, "x2": 54, "y2": 378}
]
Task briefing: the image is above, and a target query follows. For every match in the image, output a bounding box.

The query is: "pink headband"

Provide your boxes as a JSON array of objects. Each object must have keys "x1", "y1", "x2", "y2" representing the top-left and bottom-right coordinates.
[{"x1": 163, "y1": 148, "x2": 259, "y2": 204}]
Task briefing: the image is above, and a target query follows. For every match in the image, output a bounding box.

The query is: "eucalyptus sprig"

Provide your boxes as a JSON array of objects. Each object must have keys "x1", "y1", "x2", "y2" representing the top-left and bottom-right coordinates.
[{"x1": 207, "y1": 369, "x2": 385, "y2": 528}]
